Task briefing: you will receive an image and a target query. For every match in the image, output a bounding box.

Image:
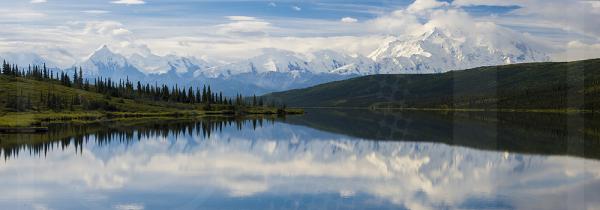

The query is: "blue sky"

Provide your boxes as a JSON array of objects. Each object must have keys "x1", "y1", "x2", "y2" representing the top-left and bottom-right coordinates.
[{"x1": 1, "y1": 0, "x2": 599, "y2": 66}]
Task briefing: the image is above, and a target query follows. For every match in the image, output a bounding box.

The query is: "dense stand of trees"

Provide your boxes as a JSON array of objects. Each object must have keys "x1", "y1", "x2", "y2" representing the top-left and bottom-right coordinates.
[{"x1": 2, "y1": 60, "x2": 274, "y2": 111}]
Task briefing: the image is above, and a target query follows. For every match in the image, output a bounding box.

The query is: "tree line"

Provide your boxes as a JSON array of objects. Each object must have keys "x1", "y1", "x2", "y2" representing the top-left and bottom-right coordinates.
[{"x1": 2, "y1": 60, "x2": 272, "y2": 111}]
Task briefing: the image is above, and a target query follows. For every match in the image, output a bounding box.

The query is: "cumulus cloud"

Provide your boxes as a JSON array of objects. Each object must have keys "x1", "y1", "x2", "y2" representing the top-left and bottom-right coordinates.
[
  {"x1": 451, "y1": 0, "x2": 600, "y2": 39},
  {"x1": 407, "y1": 0, "x2": 449, "y2": 13},
  {"x1": 111, "y1": 0, "x2": 145, "y2": 5},
  {"x1": 341, "y1": 17, "x2": 358, "y2": 23},
  {"x1": 292, "y1": 6, "x2": 302, "y2": 11},
  {"x1": 81, "y1": 21, "x2": 132, "y2": 37},
  {"x1": 366, "y1": 10, "x2": 422, "y2": 36}
]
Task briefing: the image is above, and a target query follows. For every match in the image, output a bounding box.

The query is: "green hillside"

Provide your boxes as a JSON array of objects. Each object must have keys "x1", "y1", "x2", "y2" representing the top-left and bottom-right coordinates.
[
  {"x1": 0, "y1": 75, "x2": 197, "y2": 113},
  {"x1": 0, "y1": 74, "x2": 299, "y2": 127},
  {"x1": 264, "y1": 59, "x2": 600, "y2": 111}
]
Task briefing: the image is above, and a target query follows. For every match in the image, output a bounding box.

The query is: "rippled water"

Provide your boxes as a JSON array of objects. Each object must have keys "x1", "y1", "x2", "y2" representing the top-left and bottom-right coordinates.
[{"x1": 1, "y1": 110, "x2": 599, "y2": 210}]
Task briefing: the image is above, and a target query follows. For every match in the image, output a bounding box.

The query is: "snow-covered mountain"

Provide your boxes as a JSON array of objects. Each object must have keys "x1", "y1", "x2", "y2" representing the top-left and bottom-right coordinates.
[
  {"x1": 129, "y1": 53, "x2": 211, "y2": 76},
  {"x1": 0, "y1": 52, "x2": 57, "y2": 68},
  {"x1": 370, "y1": 27, "x2": 550, "y2": 73},
  {"x1": 307, "y1": 50, "x2": 378, "y2": 75},
  {"x1": 77, "y1": 45, "x2": 146, "y2": 81},
  {"x1": 199, "y1": 48, "x2": 382, "y2": 78},
  {"x1": 200, "y1": 48, "x2": 312, "y2": 78},
  {"x1": 1, "y1": 26, "x2": 551, "y2": 96}
]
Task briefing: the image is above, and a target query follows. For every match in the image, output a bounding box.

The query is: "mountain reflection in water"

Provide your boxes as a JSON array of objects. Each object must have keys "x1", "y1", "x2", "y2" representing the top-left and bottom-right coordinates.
[{"x1": 0, "y1": 112, "x2": 599, "y2": 210}]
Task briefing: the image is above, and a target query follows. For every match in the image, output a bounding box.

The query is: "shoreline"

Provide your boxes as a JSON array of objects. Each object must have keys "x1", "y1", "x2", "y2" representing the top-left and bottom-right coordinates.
[
  {"x1": 0, "y1": 108, "x2": 304, "y2": 130},
  {"x1": 292, "y1": 107, "x2": 598, "y2": 114}
]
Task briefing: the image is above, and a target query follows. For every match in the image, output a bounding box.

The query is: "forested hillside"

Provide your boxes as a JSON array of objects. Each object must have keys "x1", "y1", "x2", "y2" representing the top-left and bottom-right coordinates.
[
  {"x1": 0, "y1": 61, "x2": 251, "y2": 113},
  {"x1": 264, "y1": 59, "x2": 600, "y2": 111},
  {"x1": 0, "y1": 60, "x2": 294, "y2": 127}
]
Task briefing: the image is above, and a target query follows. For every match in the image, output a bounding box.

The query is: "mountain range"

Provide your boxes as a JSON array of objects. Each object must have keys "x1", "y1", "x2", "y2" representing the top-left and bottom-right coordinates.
[{"x1": 0, "y1": 27, "x2": 550, "y2": 96}]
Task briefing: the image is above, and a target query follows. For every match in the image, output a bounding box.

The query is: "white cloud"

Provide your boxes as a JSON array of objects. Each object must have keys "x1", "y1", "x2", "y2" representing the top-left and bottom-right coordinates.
[
  {"x1": 111, "y1": 0, "x2": 145, "y2": 5},
  {"x1": 366, "y1": 10, "x2": 422, "y2": 35},
  {"x1": 268, "y1": 2, "x2": 277, "y2": 7},
  {"x1": 554, "y1": 40, "x2": 600, "y2": 61},
  {"x1": 216, "y1": 16, "x2": 272, "y2": 36},
  {"x1": 0, "y1": 10, "x2": 46, "y2": 19},
  {"x1": 451, "y1": 0, "x2": 600, "y2": 39},
  {"x1": 226, "y1": 16, "x2": 258, "y2": 21},
  {"x1": 452, "y1": 0, "x2": 520, "y2": 6},
  {"x1": 114, "y1": 203, "x2": 144, "y2": 210},
  {"x1": 82, "y1": 10, "x2": 110, "y2": 14},
  {"x1": 112, "y1": 28, "x2": 132, "y2": 36},
  {"x1": 292, "y1": 6, "x2": 302, "y2": 11},
  {"x1": 341, "y1": 17, "x2": 358, "y2": 23},
  {"x1": 407, "y1": 0, "x2": 449, "y2": 13},
  {"x1": 30, "y1": 0, "x2": 47, "y2": 3},
  {"x1": 81, "y1": 21, "x2": 132, "y2": 37}
]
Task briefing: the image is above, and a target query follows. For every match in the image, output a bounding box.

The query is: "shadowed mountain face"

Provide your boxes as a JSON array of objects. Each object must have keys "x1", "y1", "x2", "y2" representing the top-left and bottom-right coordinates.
[{"x1": 282, "y1": 109, "x2": 600, "y2": 160}]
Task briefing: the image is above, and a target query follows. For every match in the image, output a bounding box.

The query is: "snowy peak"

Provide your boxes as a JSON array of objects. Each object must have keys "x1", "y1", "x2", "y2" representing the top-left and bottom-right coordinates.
[
  {"x1": 86, "y1": 45, "x2": 128, "y2": 68},
  {"x1": 308, "y1": 50, "x2": 377, "y2": 75},
  {"x1": 128, "y1": 53, "x2": 209, "y2": 75},
  {"x1": 79, "y1": 45, "x2": 144, "y2": 80},
  {"x1": 201, "y1": 48, "x2": 311, "y2": 78},
  {"x1": 369, "y1": 27, "x2": 550, "y2": 73},
  {"x1": 199, "y1": 48, "x2": 380, "y2": 78},
  {"x1": 78, "y1": 44, "x2": 214, "y2": 81}
]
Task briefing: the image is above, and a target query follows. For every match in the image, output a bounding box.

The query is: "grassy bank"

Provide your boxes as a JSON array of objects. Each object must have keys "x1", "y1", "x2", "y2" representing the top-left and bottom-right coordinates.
[{"x1": 0, "y1": 108, "x2": 304, "y2": 128}]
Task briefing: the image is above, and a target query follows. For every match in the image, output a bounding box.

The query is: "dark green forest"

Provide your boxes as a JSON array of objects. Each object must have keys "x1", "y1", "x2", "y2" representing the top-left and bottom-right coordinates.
[{"x1": 264, "y1": 59, "x2": 600, "y2": 111}]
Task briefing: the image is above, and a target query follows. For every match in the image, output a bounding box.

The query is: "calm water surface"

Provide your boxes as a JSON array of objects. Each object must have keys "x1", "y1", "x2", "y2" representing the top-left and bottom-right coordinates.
[{"x1": 1, "y1": 110, "x2": 599, "y2": 210}]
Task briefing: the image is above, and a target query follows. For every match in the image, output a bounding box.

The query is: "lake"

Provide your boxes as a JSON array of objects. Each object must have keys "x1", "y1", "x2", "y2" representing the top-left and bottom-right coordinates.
[{"x1": 1, "y1": 110, "x2": 599, "y2": 210}]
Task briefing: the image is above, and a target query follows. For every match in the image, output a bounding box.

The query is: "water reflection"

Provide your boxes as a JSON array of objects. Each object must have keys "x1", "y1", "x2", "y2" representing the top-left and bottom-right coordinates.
[
  {"x1": 285, "y1": 109, "x2": 600, "y2": 160},
  {"x1": 0, "y1": 112, "x2": 599, "y2": 210},
  {"x1": 0, "y1": 117, "x2": 275, "y2": 160}
]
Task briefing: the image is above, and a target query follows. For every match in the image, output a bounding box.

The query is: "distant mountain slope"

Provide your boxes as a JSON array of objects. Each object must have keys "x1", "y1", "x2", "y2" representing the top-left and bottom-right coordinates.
[
  {"x1": 370, "y1": 27, "x2": 550, "y2": 74},
  {"x1": 77, "y1": 45, "x2": 146, "y2": 81},
  {"x1": 0, "y1": 52, "x2": 58, "y2": 69},
  {"x1": 264, "y1": 59, "x2": 600, "y2": 110}
]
